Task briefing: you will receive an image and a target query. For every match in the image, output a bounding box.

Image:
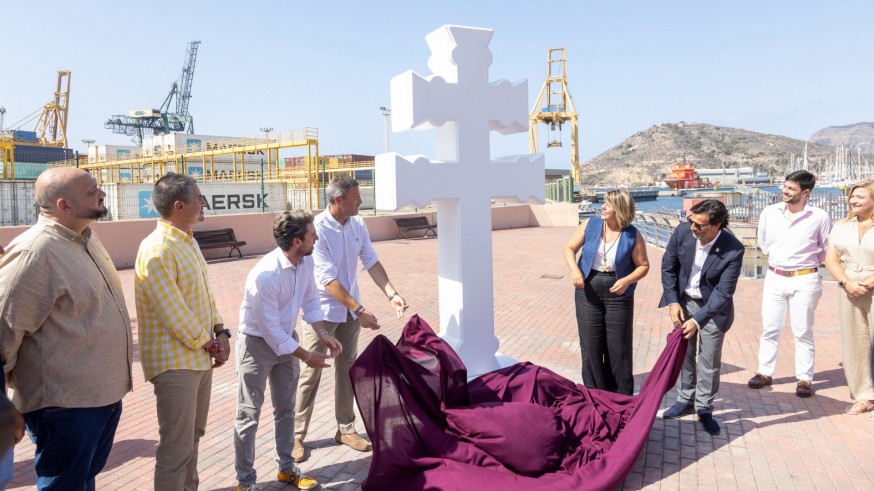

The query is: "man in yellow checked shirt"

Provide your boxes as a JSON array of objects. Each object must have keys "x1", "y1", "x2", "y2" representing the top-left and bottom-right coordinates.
[{"x1": 135, "y1": 172, "x2": 230, "y2": 490}]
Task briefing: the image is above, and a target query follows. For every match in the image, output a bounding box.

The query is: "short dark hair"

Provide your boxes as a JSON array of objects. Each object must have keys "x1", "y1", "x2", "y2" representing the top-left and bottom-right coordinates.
[
  {"x1": 153, "y1": 172, "x2": 197, "y2": 218},
  {"x1": 326, "y1": 175, "x2": 359, "y2": 205},
  {"x1": 273, "y1": 209, "x2": 314, "y2": 251},
  {"x1": 785, "y1": 170, "x2": 816, "y2": 191},
  {"x1": 689, "y1": 199, "x2": 730, "y2": 229}
]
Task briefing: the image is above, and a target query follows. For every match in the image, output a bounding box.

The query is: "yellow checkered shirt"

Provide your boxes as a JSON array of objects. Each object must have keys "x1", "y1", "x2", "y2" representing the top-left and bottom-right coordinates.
[{"x1": 135, "y1": 220, "x2": 222, "y2": 381}]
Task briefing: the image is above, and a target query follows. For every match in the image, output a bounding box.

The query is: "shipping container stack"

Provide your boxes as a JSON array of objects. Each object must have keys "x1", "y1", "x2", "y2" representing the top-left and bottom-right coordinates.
[{"x1": 10, "y1": 130, "x2": 74, "y2": 180}]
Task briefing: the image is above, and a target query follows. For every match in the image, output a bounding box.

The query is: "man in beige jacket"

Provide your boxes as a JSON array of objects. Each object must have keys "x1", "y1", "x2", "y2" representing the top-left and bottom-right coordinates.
[{"x1": 0, "y1": 167, "x2": 133, "y2": 490}]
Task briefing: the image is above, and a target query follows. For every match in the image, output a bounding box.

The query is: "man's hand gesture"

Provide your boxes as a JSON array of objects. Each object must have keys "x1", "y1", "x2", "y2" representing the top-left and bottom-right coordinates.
[
  {"x1": 317, "y1": 331, "x2": 343, "y2": 358},
  {"x1": 390, "y1": 293, "x2": 409, "y2": 319}
]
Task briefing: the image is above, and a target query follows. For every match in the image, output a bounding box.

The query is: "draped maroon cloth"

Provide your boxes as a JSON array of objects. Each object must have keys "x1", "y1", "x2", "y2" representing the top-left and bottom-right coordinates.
[{"x1": 350, "y1": 315, "x2": 687, "y2": 490}]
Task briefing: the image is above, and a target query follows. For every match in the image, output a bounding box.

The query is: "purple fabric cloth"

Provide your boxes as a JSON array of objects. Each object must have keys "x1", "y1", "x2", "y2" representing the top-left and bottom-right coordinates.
[{"x1": 350, "y1": 315, "x2": 687, "y2": 490}]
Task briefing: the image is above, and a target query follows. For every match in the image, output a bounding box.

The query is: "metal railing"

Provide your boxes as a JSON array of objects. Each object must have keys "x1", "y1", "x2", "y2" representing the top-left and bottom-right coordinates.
[{"x1": 634, "y1": 214, "x2": 768, "y2": 278}]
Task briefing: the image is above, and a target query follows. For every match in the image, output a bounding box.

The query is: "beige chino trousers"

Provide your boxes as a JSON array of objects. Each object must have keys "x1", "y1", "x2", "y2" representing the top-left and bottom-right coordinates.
[
  {"x1": 152, "y1": 368, "x2": 212, "y2": 491},
  {"x1": 294, "y1": 316, "x2": 361, "y2": 440}
]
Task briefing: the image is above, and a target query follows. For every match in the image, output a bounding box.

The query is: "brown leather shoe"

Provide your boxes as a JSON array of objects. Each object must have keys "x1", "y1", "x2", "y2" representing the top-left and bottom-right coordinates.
[
  {"x1": 335, "y1": 431, "x2": 372, "y2": 452},
  {"x1": 747, "y1": 373, "x2": 773, "y2": 389},
  {"x1": 796, "y1": 380, "x2": 813, "y2": 398},
  {"x1": 292, "y1": 437, "x2": 306, "y2": 463}
]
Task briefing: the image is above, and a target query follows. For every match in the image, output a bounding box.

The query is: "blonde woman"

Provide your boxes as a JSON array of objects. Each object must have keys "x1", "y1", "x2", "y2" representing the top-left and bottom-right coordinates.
[
  {"x1": 564, "y1": 190, "x2": 649, "y2": 395},
  {"x1": 824, "y1": 180, "x2": 874, "y2": 416}
]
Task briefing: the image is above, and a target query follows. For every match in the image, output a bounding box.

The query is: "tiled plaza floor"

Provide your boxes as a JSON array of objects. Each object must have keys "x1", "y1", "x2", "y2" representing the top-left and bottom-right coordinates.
[{"x1": 8, "y1": 226, "x2": 874, "y2": 490}]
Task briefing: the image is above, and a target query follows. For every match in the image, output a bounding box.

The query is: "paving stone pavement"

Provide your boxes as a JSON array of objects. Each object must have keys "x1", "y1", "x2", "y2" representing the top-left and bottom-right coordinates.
[{"x1": 7, "y1": 226, "x2": 874, "y2": 490}]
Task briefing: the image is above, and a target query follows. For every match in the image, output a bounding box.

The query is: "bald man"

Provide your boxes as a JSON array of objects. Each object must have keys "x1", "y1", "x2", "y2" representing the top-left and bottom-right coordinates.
[{"x1": 0, "y1": 168, "x2": 133, "y2": 490}]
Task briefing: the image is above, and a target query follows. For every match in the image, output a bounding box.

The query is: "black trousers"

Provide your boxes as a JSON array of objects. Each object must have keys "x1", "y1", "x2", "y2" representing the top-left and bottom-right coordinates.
[{"x1": 574, "y1": 270, "x2": 634, "y2": 395}]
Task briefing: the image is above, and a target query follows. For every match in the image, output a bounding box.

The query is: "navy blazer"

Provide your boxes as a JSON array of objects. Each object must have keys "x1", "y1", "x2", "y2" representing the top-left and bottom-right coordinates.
[{"x1": 658, "y1": 223, "x2": 745, "y2": 332}]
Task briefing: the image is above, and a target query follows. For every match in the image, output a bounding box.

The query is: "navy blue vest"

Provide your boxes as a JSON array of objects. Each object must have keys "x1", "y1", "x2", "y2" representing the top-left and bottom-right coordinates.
[{"x1": 577, "y1": 216, "x2": 638, "y2": 297}]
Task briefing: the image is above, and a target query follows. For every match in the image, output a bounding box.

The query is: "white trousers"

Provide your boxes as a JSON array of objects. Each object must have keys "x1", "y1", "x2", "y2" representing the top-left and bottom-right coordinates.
[{"x1": 758, "y1": 271, "x2": 822, "y2": 381}]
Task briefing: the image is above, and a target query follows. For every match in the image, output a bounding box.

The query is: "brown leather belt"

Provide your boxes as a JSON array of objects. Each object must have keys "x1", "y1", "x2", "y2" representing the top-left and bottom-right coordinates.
[{"x1": 768, "y1": 266, "x2": 818, "y2": 277}]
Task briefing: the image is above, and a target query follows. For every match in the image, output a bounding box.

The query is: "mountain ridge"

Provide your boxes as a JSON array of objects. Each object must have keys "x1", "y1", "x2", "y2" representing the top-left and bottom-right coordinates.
[{"x1": 579, "y1": 122, "x2": 869, "y2": 186}]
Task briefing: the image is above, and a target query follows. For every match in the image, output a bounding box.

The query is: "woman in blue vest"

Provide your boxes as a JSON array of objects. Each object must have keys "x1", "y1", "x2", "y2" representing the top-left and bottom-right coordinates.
[{"x1": 564, "y1": 190, "x2": 650, "y2": 395}]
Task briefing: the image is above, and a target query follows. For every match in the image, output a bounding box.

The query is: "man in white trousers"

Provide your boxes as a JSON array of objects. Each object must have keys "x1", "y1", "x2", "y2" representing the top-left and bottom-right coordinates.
[{"x1": 748, "y1": 170, "x2": 831, "y2": 398}]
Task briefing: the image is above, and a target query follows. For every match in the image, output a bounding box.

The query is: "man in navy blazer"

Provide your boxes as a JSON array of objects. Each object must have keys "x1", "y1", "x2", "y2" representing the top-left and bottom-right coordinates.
[{"x1": 659, "y1": 199, "x2": 745, "y2": 435}]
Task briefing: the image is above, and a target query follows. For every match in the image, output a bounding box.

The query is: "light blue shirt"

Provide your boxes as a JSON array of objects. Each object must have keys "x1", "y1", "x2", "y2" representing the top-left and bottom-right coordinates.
[{"x1": 312, "y1": 211, "x2": 379, "y2": 323}]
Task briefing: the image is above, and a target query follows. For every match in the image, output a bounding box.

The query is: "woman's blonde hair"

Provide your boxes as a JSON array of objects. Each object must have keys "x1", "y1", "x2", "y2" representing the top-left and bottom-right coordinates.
[
  {"x1": 604, "y1": 189, "x2": 637, "y2": 229},
  {"x1": 843, "y1": 180, "x2": 874, "y2": 223}
]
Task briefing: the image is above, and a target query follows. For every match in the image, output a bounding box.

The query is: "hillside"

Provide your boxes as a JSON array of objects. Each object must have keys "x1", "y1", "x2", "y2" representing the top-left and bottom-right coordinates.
[
  {"x1": 810, "y1": 122, "x2": 874, "y2": 154},
  {"x1": 581, "y1": 122, "x2": 839, "y2": 186}
]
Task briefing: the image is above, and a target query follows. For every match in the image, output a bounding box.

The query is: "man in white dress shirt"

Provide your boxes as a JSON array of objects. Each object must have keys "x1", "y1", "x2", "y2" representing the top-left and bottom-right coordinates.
[
  {"x1": 659, "y1": 199, "x2": 745, "y2": 435},
  {"x1": 293, "y1": 175, "x2": 408, "y2": 462},
  {"x1": 748, "y1": 171, "x2": 831, "y2": 398},
  {"x1": 233, "y1": 210, "x2": 342, "y2": 491}
]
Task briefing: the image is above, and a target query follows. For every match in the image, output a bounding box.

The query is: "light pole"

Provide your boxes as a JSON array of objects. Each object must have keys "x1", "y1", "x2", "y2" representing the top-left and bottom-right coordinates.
[
  {"x1": 377, "y1": 107, "x2": 391, "y2": 216},
  {"x1": 258, "y1": 128, "x2": 271, "y2": 212},
  {"x1": 259, "y1": 128, "x2": 272, "y2": 187},
  {"x1": 379, "y1": 106, "x2": 391, "y2": 153},
  {"x1": 81, "y1": 139, "x2": 95, "y2": 168},
  {"x1": 0, "y1": 107, "x2": 5, "y2": 132}
]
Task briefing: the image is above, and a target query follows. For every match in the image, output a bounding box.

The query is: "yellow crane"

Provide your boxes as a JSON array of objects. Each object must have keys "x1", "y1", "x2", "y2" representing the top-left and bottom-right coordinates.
[
  {"x1": 0, "y1": 138, "x2": 12, "y2": 180},
  {"x1": 35, "y1": 70, "x2": 72, "y2": 148},
  {"x1": 529, "y1": 48, "x2": 580, "y2": 184},
  {"x1": 1, "y1": 70, "x2": 71, "y2": 178}
]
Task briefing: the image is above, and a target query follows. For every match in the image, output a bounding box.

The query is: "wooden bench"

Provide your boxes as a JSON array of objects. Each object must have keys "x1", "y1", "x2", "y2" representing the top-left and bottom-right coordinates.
[
  {"x1": 193, "y1": 228, "x2": 247, "y2": 259},
  {"x1": 393, "y1": 216, "x2": 438, "y2": 240}
]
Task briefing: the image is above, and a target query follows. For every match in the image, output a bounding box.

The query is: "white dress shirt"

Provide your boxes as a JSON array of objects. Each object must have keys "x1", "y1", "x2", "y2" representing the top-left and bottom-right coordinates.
[
  {"x1": 238, "y1": 248, "x2": 323, "y2": 356},
  {"x1": 684, "y1": 230, "x2": 721, "y2": 300},
  {"x1": 757, "y1": 202, "x2": 831, "y2": 270},
  {"x1": 313, "y1": 211, "x2": 379, "y2": 323}
]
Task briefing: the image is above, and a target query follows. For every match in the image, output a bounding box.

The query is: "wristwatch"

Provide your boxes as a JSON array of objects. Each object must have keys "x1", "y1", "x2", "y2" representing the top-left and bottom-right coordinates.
[
  {"x1": 353, "y1": 305, "x2": 366, "y2": 316},
  {"x1": 215, "y1": 328, "x2": 232, "y2": 339},
  {"x1": 838, "y1": 279, "x2": 848, "y2": 288}
]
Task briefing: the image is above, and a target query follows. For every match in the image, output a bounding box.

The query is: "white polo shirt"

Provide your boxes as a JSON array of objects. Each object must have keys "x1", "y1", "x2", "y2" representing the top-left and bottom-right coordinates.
[{"x1": 312, "y1": 211, "x2": 379, "y2": 323}]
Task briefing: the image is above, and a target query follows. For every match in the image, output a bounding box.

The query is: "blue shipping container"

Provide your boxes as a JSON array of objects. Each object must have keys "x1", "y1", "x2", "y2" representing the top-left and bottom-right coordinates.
[
  {"x1": 12, "y1": 131, "x2": 38, "y2": 142},
  {"x1": 13, "y1": 145, "x2": 73, "y2": 164},
  {"x1": 354, "y1": 170, "x2": 373, "y2": 181}
]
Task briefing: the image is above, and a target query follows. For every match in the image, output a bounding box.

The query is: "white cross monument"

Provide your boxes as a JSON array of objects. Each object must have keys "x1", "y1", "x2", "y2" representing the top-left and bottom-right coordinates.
[{"x1": 376, "y1": 25, "x2": 545, "y2": 377}]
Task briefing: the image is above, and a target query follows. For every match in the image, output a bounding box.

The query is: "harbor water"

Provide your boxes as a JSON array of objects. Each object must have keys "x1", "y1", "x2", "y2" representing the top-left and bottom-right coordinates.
[{"x1": 591, "y1": 186, "x2": 849, "y2": 221}]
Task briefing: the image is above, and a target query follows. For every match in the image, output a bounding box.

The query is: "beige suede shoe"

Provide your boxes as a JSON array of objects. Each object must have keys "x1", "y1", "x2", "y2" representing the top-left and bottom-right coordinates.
[
  {"x1": 335, "y1": 431, "x2": 372, "y2": 452},
  {"x1": 292, "y1": 437, "x2": 306, "y2": 463}
]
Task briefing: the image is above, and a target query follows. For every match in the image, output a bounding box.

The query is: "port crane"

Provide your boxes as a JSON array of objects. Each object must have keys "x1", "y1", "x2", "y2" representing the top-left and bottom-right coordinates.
[
  {"x1": 1, "y1": 70, "x2": 71, "y2": 148},
  {"x1": 105, "y1": 41, "x2": 200, "y2": 145},
  {"x1": 1, "y1": 70, "x2": 72, "y2": 178},
  {"x1": 528, "y1": 48, "x2": 580, "y2": 184}
]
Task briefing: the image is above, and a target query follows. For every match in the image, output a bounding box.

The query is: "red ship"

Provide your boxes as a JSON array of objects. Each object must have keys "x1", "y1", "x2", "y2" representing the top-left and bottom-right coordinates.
[{"x1": 663, "y1": 162, "x2": 710, "y2": 190}]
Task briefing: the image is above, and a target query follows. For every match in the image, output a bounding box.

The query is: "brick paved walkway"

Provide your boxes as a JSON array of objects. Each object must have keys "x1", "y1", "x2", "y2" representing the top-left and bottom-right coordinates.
[{"x1": 8, "y1": 226, "x2": 874, "y2": 490}]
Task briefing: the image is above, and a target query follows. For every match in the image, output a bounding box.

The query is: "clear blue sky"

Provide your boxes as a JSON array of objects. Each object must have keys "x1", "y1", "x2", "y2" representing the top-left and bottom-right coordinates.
[{"x1": 2, "y1": 0, "x2": 871, "y2": 169}]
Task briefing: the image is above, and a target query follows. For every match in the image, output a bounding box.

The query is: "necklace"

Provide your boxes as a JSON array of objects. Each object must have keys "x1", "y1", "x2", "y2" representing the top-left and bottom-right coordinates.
[{"x1": 600, "y1": 222, "x2": 619, "y2": 272}]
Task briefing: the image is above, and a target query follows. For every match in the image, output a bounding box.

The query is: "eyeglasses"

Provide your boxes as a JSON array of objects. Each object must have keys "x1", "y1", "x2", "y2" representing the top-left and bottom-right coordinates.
[{"x1": 687, "y1": 217, "x2": 711, "y2": 230}]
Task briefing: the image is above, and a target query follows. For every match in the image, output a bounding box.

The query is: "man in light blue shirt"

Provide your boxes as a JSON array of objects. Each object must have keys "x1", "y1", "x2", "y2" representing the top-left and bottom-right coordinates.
[{"x1": 293, "y1": 176, "x2": 408, "y2": 462}]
